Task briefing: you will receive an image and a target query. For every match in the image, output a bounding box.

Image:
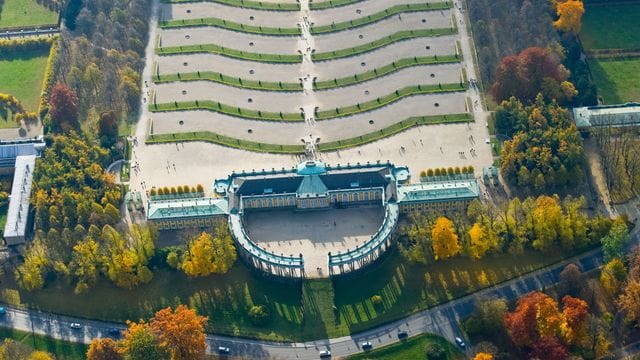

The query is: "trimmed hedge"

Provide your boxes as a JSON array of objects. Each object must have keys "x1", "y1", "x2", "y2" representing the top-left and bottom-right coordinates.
[
  {"x1": 316, "y1": 113, "x2": 472, "y2": 151},
  {"x1": 312, "y1": 28, "x2": 457, "y2": 61},
  {"x1": 146, "y1": 131, "x2": 306, "y2": 153},
  {"x1": 157, "y1": 44, "x2": 302, "y2": 63},
  {"x1": 309, "y1": 0, "x2": 364, "y2": 10},
  {"x1": 315, "y1": 83, "x2": 466, "y2": 120},
  {"x1": 154, "y1": 71, "x2": 303, "y2": 91},
  {"x1": 150, "y1": 100, "x2": 305, "y2": 122},
  {"x1": 159, "y1": 17, "x2": 301, "y2": 36},
  {"x1": 159, "y1": 0, "x2": 300, "y2": 11},
  {"x1": 38, "y1": 36, "x2": 60, "y2": 118},
  {"x1": 310, "y1": 2, "x2": 452, "y2": 34},
  {"x1": 0, "y1": 36, "x2": 55, "y2": 57},
  {"x1": 314, "y1": 55, "x2": 460, "y2": 89}
]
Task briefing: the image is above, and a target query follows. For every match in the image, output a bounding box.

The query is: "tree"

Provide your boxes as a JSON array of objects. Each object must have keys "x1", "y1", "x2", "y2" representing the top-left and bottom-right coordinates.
[
  {"x1": 602, "y1": 217, "x2": 630, "y2": 262},
  {"x1": 121, "y1": 321, "x2": 167, "y2": 360},
  {"x1": 402, "y1": 213, "x2": 434, "y2": 264},
  {"x1": 248, "y1": 305, "x2": 270, "y2": 326},
  {"x1": 600, "y1": 258, "x2": 626, "y2": 296},
  {"x1": 48, "y1": 83, "x2": 79, "y2": 133},
  {"x1": 473, "y1": 353, "x2": 493, "y2": 360},
  {"x1": 532, "y1": 196, "x2": 563, "y2": 252},
  {"x1": 149, "y1": 305, "x2": 208, "y2": 360},
  {"x1": 181, "y1": 226, "x2": 236, "y2": 277},
  {"x1": 86, "y1": 338, "x2": 123, "y2": 360},
  {"x1": 28, "y1": 351, "x2": 54, "y2": 360},
  {"x1": 98, "y1": 111, "x2": 119, "y2": 147},
  {"x1": 431, "y1": 217, "x2": 461, "y2": 260},
  {"x1": 63, "y1": 0, "x2": 82, "y2": 30},
  {"x1": 530, "y1": 335, "x2": 570, "y2": 360},
  {"x1": 424, "y1": 342, "x2": 446, "y2": 359},
  {"x1": 554, "y1": 0, "x2": 585, "y2": 35},
  {"x1": 465, "y1": 298, "x2": 507, "y2": 337},
  {"x1": 469, "y1": 223, "x2": 491, "y2": 259},
  {"x1": 618, "y1": 280, "x2": 640, "y2": 326},
  {"x1": 558, "y1": 263, "x2": 583, "y2": 297},
  {"x1": 505, "y1": 292, "x2": 565, "y2": 347},
  {"x1": 0, "y1": 339, "x2": 32, "y2": 360},
  {"x1": 561, "y1": 295, "x2": 589, "y2": 346},
  {"x1": 15, "y1": 239, "x2": 49, "y2": 291}
]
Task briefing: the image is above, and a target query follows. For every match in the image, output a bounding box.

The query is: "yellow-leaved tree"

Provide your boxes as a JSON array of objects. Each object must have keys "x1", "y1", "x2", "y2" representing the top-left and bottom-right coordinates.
[
  {"x1": 554, "y1": 0, "x2": 585, "y2": 34},
  {"x1": 474, "y1": 353, "x2": 493, "y2": 360},
  {"x1": 181, "y1": 224, "x2": 237, "y2": 277},
  {"x1": 431, "y1": 217, "x2": 460, "y2": 260},
  {"x1": 469, "y1": 223, "x2": 491, "y2": 259}
]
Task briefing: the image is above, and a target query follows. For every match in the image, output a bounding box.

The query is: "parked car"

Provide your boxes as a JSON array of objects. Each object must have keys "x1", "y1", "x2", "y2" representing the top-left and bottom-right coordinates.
[
  {"x1": 455, "y1": 336, "x2": 466, "y2": 348},
  {"x1": 70, "y1": 323, "x2": 82, "y2": 329},
  {"x1": 361, "y1": 341, "x2": 372, "y2": 350},
  {"x1": 0, "y1": 307, "x2": 6, "y2": 315},
  {"x1": 217, "y1": 346, "x2": 230, "y2": 355},
  {"x1": 319, "y1": 350, "x2": 331, "y2": 358},
  {"x1": 107, "y1": 328, "x2": 121, "y2": 336},
  {"x1": 397, "y1": 330, "x2": 408, "y2": 339}
]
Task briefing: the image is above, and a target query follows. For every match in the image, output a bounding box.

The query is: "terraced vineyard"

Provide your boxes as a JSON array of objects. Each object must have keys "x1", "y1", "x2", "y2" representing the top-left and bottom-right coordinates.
[{"x1": 150, "y1": 0, "x2": 471, "y2": 154}]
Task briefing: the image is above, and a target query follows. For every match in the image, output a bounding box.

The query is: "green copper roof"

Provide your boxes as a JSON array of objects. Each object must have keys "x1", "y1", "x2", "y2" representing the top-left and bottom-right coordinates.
[
  {"x1": 148, "y1": 197, "x2": 228, "y2": 220},
  {"x1": 296, "y1": 161, "x2": 327, "y2": 175},
  {"x1": 397, "y1": 179, "x2": 479, "y2": 204},
  {"x1": 573, "y1": 103, "x2": 640, "y2": 128},
  {"x1": 296, "y1": 174, "x2": 328, "y2": 197}
]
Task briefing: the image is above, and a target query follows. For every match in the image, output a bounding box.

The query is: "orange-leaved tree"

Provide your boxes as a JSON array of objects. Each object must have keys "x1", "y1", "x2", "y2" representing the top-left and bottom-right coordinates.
[
  {"x1": 431, "y1": 216, "x2": 460, "y2": 260},
  {"x1": 86, "y1": 338, "x2": 122, "y2": 360},
  {"x1": 473, "y1": 353, "x2": 493, "y2": 360},
  {"x1": 554, "y1": 0, "x2": 585, "y2": 35},
  {"x1": 150, "y1": 305, "x2": 208, "y2": 360}
]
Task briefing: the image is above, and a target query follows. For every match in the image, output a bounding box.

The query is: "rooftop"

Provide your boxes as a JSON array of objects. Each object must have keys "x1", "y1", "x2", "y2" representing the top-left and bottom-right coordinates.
[
  {"x1": 397, "y1": 179, "x2": 480, "y2": 203},
  {"x1": 573, "y1": 103, "x2": 640, "y2": 128},
  {"x1": 4, "y1": 155, "x2": 36, "y2": 242},
  {"x1": 148, "y1": 197, "x2": 228, "y2": 220}
]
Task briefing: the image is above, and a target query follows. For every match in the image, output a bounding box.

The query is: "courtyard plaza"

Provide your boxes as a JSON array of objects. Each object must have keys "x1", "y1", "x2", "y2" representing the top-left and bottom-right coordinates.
[{"x1": 244, "y1": 207, "x2": 384, "y2": 276}]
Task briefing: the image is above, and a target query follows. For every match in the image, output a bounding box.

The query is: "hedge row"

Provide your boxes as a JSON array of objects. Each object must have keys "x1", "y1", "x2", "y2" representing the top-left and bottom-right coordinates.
[
  {"x1": 38, "y1": 36, "x2": 59, "y2": 118},
  {"x1": 0, "y1": 36, "x2": 54, "y2": 57},
  {"x1": 146, "y1": 131, "x2": 306, "y2": 154},
  {"x1": 154, "y1": 71, "x2": 303, "y2": 91},
  {"x1": 315, "y1": 83, "x2": 466, "y2": 120},
  {"x1": 314, "y1": 54, "x2": 460, "y2": 89},
  {"x1": 157, "y1": 44, "x2": 302, "y2": 63},
  {"x1": 159, "y1": 17, "x2": 301, "y2": 36},
  {"x1": 150, "y1": 100, "x2": 305, "y2": 121},
  {"x1": 309, "y1": 0, "x2": 364, "y2": 10},
  {"x1": 310, "y1": 2, "x2": 452, "y2": 34},
  {"x1": 159, "y1": 0, "x2": 300, "y2": 11},
  {"x1": 316, "y1": 113, "x2": 472, "y2": 151},
  {"x1": 312, "y1": 28, "x2": 457, "y2": 61}
]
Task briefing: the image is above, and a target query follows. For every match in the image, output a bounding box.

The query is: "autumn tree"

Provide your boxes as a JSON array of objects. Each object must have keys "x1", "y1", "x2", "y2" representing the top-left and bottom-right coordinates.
[
  {"x1": 600, "y1": 258, "x2": 626, "y2": 296},
  {"x1": 101, "y1": 225, "x2": 153, "y2": 289},
  {"x1": 401, "y1": 212, "x2": 435, "y2": 264},
  {"x1": 121, "y1": 321, "x2": 167, "y2": 360},
  {"x1": 465, "y1": 298, "x2": 508, "y2": 337},
  {"x1": 532, "y1": 196, "x2": 563, "y2": 252},
  {"x1": 149, "y1": 305, "x2": 208, "y2": 360},
  {"x1": 531, "y1": 335, "x2": 570, "y2": 360},
  {"x1": 561, "y1": 295, "x2": 589, "y2": 346},
  {"x1": 86, "y1": 338, "x2": 122, "y2": 360},
  {"x1": 431, "y1": 217, "x2": 461, "y2": 260},
  {"x1": 468, "y1": 222, "x2": 492, "y2": 259},
  {"x1": 48, "y1": 83, "x2": 79, "y2": 133},
  {"x1": 181, "y1": 225, "x2": 236, "y2": 277},
  {"x1": 554, "y1": 0, "x2": 585, "y2": 35},
  {"x1": 618, "y1": 280, "x2": 640, "y2": 326},
  {"x1": 558, "y1": 263, "x2": 584, "y2": 297},
  {"x1": 473, "y1": 353, "x2": 493, "y2": 360},
  {"x1": 491, "y1": 48, "x2": 575, "y2": 104},
  {"x1": 14, "y1": 239, "x2": 49, "y2": 291}
]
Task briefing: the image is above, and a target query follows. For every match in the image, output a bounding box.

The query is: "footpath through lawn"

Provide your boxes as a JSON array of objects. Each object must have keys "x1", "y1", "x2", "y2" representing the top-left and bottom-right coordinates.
[{"x1": 0, "y1": 327, "x2": 87, "y2": 360}]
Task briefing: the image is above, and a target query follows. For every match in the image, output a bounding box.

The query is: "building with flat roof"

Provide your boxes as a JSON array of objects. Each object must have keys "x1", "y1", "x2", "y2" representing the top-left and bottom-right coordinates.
[
  {"x1": 396, "y1": 178, "x2": 480, "y2": 214},
  {"x1": 573, "y1": 103, "x2": 640, "y2": 130},
  {"x1": 1, "y1": 137, "x2": 46, "y2": 245}
]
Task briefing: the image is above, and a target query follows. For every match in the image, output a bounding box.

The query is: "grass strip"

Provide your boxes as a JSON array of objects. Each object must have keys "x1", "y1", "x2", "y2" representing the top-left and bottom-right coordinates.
[
  {"x1": 312, "y1": 28, "x2": 457, "y2": 61},
  {"x1": 160, "y1": 0, "x2": 300, "y2": 11},
  {"x1": 309, "y1": 0, "x2": 365, "y2": 10},
  {"x1": 310, "y1": 2, "x2": 452, "y2": 34},
  {"x1": 315, "y1": 83, "x2": 466, "y2": 119},
  {"x1": 146, "y1": 131, "x2": 306, "y2": 153},
  {"x1": 317, "y1": 113, "x2": 472, "y2": 151},
  {"x1": 314, "y1": 55, "x2": 460, "y2": 89},
  {"x1": 157, "y1": 44, "x2": 302, "y2": 63},
  {"x1": 150, "y1": 100, "x2": 305, "y2": 121},
  {"x1": 154, "y1": 71, "x2": 303, "y2": 92},
  {"x1": 159, "y1": 17, "x2": 301, "y2": 36}
]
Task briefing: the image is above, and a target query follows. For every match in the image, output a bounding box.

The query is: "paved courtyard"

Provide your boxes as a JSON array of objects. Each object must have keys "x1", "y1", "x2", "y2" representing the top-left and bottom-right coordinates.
[{"x1": 244, "y1": 207, "x2": 385, "y2": 277}]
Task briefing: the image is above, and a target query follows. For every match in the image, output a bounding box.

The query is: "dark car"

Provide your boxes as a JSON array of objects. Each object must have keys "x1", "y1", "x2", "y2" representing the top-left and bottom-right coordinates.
[
  {"x1": 361, "y1": 341, "x2": 372, "y2": 350},
  {"x1": 0, "y1": 307, "x2": 6, "y2": 315},
  {"x1": 397, "y1": 330, "x2": 408, "y2": 339},
  {"x1": 108, "y1": 328, "x2": 121, "y2": 337}
]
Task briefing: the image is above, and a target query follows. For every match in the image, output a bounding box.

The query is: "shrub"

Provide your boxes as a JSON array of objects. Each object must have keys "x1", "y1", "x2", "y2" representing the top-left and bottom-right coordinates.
[
  {"x1": 434, "y1": 168, "x2": 441, "y2": 176},
  {"x1": 454, "y1": 166, "x2": 461, "y2": 174},
  {"x1": 440, "y1": 168, "x2": 447, "y2": 176},
  {"x1": 447, "y1": 167, "x2": 454, "y2": 175},
  {"x1": 248, "y1": 305, "x2": 270, "y2": 326},
  {"x1": 176, "y1": 185, "x2": 184, "y2": 194},
  {"x1": 420, "y1": 170, "x2": 427, "y2": 178},
  {"x1": 156, "y1": 188, "x2": 164, "y2": 196},
  {"x1": 468, "y1": 165, "x2": 474, "y2": 173},
  {"x1": 427, "y1": 168, "x2": 434, "y2": 177},
  {"x1": 425, "y1": 342, "x2": 446, "y2": 359},
  {"x1": 371, "y1": 295, "x2": 383, "y2": 307},
  {"x1": 170, "y1": 187, "x2": 177, "y2": 195},
  {"x1": 166, "y1": 251, "x2": 179, "y2": 269},
  {"x1": 196, "y1": 184, "x2": 204, "y2": 193},
  {"x1": 149, "y1": 188, "x2": 157, "y2": 196}
]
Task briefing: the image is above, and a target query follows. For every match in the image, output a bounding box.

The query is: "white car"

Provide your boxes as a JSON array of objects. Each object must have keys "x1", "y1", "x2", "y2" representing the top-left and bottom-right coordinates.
[
  {"x1": 361, "y1": 341, "x2": 372, "y2": 350},
  {"x1": 319, "y1": 350, "x2": 331, "y2": 358},
  {"x1": 70, "y1": 323, "x2": 82, "y2": 329},
  {"x1": 217, "y1": 346, "x2": 230, "y2": 354},
  {"x1": 455, "y1": 336, "x2": 466, "y2": 348}
]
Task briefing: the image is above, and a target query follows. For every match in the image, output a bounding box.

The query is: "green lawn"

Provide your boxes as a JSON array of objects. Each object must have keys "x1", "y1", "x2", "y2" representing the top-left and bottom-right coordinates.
[
  {"x1": 0, "y1": 243, "x2": 569, "y2": 341},
  {"x1": 588, "y1": 57, "x2": 640, "y2": 104},
  {"x1": 581, "y1": 3, "x2": 640, "y2": 50},
  {"x1": 0, "y1": 49, "x2": 50, "y2": 111},
  {"x1": 349, "y1": 333, "x2": 463, "y2": 360},
  {"x1": 0, "y1": 0, "x2": 58, "y2": 29},
  {"x1": 0, "y1": 327, "x2": 87, "y2": 360}
]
